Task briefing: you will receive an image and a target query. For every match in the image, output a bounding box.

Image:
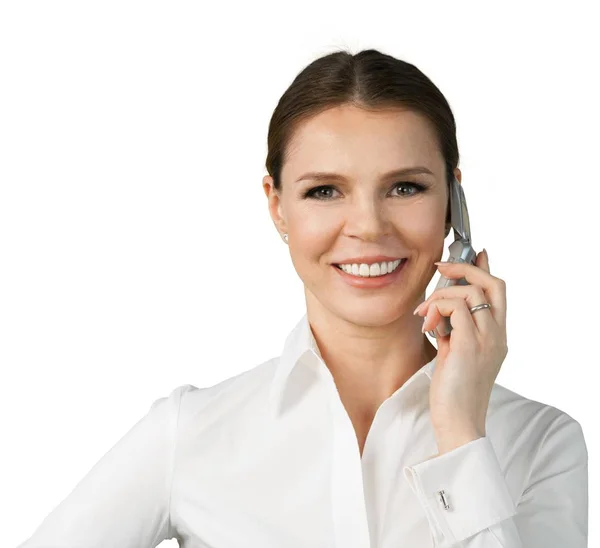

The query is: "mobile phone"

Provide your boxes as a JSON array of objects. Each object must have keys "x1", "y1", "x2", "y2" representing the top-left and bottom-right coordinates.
[{"x1": 426, "y1": 175, "x2": 478, "y2": 339}]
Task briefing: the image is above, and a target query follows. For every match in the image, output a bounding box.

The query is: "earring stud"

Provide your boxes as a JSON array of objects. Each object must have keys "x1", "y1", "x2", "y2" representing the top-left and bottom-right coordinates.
[{"x1": 282, "y1": 233, "x2": 288, "y2": 243}]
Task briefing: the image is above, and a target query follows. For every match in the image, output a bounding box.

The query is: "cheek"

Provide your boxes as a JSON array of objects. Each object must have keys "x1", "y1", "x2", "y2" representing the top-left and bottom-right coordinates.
[
  {"x1": 415, "y1": 216, "x2": 442, "y2": 243},
  {"x1": 396, "y1": 207, "x2": 444, "y2": 247},
  {"x1": 290, "y1": 212, "x2": 337, "y2": 254}
]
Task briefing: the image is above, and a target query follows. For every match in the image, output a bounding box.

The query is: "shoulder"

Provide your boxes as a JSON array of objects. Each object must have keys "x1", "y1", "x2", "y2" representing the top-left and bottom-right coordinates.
[
  {"x1": 487, "y1": 381, "x2": 587, "y2": 462},
  {"x1": 489, "y1": 380, "x2": 582, "y2": 429},
  {"x1": 161, "y1": 357, "x2": 279, "y2": 430}
]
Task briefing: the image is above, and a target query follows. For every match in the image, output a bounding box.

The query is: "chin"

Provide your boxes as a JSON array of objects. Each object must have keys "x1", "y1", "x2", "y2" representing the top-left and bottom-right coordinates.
[{"x1": 331, "y1": 302, "x2": 412, "y2": 328}]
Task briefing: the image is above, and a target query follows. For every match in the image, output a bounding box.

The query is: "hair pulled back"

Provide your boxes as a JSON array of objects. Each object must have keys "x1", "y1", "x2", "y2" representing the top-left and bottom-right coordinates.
[{"x1": 265, "y1": 48, "x2": 460, "y2": 229}]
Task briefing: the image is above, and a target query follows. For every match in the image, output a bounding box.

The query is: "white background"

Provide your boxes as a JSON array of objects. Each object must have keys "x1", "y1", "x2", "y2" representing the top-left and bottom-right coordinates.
[{"x1": 1, "y1": 1, "x2": 597, "y2": 545}]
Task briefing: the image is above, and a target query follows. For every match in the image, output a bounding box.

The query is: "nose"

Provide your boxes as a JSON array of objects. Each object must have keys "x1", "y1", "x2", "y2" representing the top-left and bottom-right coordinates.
[{"x1": 343, "y1": 196, "x2": 391, "y2": 241}]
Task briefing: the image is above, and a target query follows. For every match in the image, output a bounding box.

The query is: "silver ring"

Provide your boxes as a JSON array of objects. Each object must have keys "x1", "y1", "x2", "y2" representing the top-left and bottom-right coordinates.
[{"x1": 469, "y1": 303, "x2": 491, "y2": 314}]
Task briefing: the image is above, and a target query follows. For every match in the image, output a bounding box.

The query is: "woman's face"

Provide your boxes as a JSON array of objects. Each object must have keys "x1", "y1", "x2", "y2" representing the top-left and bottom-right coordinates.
[{"x1": 264, "y1": 104, "x2": 459, "y2": 324}]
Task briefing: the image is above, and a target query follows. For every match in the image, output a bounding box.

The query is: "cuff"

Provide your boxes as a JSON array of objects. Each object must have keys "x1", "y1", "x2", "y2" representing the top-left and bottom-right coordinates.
[{"x1": 403, "y1": 436, "x2": 517, "y2": 544}]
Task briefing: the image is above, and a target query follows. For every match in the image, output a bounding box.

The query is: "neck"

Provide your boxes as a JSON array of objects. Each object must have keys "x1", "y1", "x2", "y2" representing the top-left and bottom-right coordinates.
[{"x1": 306, "y1": 299, "x2": 437, "y2": 422}]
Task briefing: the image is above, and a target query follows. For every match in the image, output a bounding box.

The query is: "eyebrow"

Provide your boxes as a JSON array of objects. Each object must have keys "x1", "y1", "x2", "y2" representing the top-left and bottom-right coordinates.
[{"x1": 295, "y1": 166, "x2": 435, "y2": 183}]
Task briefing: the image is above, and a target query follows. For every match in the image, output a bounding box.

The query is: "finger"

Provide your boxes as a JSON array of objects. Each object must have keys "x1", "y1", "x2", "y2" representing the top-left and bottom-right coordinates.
[
  {"x1": 434, "y1": 261, "x2": 506, "y2": 329},
  {"x1": 422, "y1": 300, "x2": 447, "y2": 335},
  {"x1": 424, "y1": 299, "x2": 478, "y2": 341},
  {"x1": 476, "y1": 249, "x2": 489, "y2": 273},
  {"x1": 426, "y1": 297, "x2": 494, "y2": 339},
  {"x1": 415, "y1": 283, "x2": 487, "y2": 315}
]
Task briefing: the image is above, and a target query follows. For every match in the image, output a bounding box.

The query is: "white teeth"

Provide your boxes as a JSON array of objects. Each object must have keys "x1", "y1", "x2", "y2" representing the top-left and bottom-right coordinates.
[{"x1": 338, "y1": 259, "x2": 404, "y2": 277}]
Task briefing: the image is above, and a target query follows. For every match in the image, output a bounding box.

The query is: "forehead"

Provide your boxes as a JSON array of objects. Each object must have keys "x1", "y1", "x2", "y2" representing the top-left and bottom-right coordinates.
[{"x1": 283, "y1": 105, "x2": 443, "y2": 178}]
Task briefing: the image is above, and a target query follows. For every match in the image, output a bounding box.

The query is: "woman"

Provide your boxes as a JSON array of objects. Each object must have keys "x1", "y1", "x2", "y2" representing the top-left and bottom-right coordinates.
[{"x1": 17, "y1": 49, "x2": 587, "y2": 548}]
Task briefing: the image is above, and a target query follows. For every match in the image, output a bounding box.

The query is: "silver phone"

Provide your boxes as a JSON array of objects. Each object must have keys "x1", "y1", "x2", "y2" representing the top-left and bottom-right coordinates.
[{"x1": 426, "y1": 175, "x2": 477, "y2": 339}]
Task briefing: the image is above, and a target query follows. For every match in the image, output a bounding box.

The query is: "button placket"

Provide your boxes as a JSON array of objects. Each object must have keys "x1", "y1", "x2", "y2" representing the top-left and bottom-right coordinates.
[{"x1": 327, "y1": 381, "x2": 372, "y2": 548}]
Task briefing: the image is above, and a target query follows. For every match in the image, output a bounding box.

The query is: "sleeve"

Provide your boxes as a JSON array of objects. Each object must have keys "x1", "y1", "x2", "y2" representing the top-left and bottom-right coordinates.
[
  {"x1": 15, "y1": 384, "x2": 194, "y2": 548},
  {"x1": 402, "y1": 414, "x2": 588, "y2": 547}
]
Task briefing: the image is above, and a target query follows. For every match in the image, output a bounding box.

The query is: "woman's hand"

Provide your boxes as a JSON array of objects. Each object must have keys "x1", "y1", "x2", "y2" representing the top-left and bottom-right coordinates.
[{"x1": 413, "y1": 249, "x2": 508, "y2": 455}]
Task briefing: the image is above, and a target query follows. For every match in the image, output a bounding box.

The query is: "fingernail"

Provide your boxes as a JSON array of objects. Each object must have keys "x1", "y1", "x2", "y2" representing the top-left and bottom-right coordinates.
[
  {"x1": 483, "y1": 248, "x2": 488, "y2": 259},
  {"x1": 421, "y1": 317, "x2": 428, "y2": 333},
  {"x1": 413, "y1": 302, "x2": 424, "y2": 315}
]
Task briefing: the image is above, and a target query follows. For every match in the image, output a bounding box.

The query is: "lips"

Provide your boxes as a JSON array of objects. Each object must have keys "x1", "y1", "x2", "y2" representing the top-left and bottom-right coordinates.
[{"x1": 332, "y1": 259, "x2": 408, "y2": 288}]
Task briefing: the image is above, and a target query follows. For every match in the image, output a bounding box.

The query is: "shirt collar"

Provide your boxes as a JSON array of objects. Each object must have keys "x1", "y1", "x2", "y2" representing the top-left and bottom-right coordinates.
[{"x1": 268, "y1": 312, "x2": 437, "y2": 417}]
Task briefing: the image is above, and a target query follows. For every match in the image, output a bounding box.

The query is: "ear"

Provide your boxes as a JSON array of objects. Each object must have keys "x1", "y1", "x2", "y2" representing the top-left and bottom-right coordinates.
[
  {"x1": 263, "y1": 175, "x2": 287, "y2": 235},
  {"x1": 454, "y1": 167, "x2": 462, "y2": 184}
]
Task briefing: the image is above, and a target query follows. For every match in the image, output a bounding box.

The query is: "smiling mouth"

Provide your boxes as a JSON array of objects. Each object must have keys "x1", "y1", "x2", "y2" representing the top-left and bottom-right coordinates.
[{"x1": 333, "y1": 258, "x2": 407, "y2": 277}]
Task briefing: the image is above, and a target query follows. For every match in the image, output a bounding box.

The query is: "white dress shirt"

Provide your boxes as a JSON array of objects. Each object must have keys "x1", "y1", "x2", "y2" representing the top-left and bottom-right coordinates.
[{"x1": 17, "y1": 313, "x2": 588, "y2": 548}]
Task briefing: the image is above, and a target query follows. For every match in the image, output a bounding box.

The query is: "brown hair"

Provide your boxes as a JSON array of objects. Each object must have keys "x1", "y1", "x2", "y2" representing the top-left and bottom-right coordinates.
[{"x1": 264, "y1": 48, "x2": 459, "y2": 229}]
